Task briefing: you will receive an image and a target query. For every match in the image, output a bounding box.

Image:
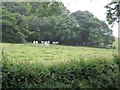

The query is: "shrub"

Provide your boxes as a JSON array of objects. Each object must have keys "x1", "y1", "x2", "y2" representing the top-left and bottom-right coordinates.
[{"x1": 2, "y1": 53, "x2": 120, "y2": 89}]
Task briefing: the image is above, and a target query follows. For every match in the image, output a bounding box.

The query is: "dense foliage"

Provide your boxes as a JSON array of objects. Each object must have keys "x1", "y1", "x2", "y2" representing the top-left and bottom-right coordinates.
[
  {"x1": 2, "y1": 2, "x2": 115, "y2": 47},
  {"x1": 105, "y1": 0, "x2": 120, "y2": 26},
  {"x1": 2, "y1": 52, "x2": 120, "y2": 89}
]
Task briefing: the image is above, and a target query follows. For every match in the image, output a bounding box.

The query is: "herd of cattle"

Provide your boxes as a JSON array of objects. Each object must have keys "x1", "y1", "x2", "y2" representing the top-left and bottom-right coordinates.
[
  {"x1": 32, "y1": 41, "x2": 116, "y2": 49},
  {"x1": 32, "y1": 41, "x2": 59, "y2": 45}
]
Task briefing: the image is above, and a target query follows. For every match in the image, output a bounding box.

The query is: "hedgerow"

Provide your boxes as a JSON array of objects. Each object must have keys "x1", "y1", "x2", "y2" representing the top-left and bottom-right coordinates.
[{"x1": 2, "y1": 53, "x2": 120, "y2": 89}]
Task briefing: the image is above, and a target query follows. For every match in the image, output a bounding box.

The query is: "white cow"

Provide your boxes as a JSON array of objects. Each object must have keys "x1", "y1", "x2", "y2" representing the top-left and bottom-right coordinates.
[
  {"x1": 47, "y1": 41, "x2": 50, "y2": 44},
  {"x1": 41, "y1": 40, "x2": 50, "y2": 45},
  {"x1": 52, "y1": 41, "x2": 56, "y2": 45},
  {"x1": 45, "y1": 41, "x2": 49, "y2": 45},
  {"x1": 41, "y1": 41, "x2": 44, "y2": 45},
  {"x1": 52, "y1": 41, "x2": 59, "y2": 45},
  {"x1": 56, "y1": 42, "x2": 59, "y2": 45},
  {"x1": 44, "y1": 41, "x2": 47, "y2": 45},
  {"x1": 36, "y1": 41, "x2": 38, "y2": 44},
  {"x1": 33, "y1": 41, "x2": 36, "y2": 44}
]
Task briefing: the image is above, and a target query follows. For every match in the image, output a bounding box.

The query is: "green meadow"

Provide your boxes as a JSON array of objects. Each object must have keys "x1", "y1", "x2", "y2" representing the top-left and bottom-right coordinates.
[
  {"x1": 2, "y1": 42, "x2": 118, "y2": 66},
  {"x1": 2, "y1": 39, "x2": 120, "y2": 89}
]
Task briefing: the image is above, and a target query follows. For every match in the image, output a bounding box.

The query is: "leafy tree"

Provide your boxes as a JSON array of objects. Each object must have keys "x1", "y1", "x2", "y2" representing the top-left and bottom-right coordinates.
[
  {"x1": 2, "y1": 2, "x2": 31, "y2": 16},
  {"x1": 2, "y1": 8, "x2": 28, "y2": 43},
  {"x1": 35, "y1": 1, "x2": 69, "y2": 17},
  {"x1": 105, "y1": 0, "x2": 120, "y2": 26},
  {"x1": 71, "y1": 10, "x2": 115, "y2": 46},
  {"x1": 2, "y1": 9, "x2": 18, "y2": 43},
  {"x1": 52, "y1": 14, "x2": 79, "y2": 45}
]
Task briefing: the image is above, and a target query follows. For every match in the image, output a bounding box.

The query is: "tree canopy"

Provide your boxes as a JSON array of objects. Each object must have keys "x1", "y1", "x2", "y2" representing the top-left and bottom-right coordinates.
[{"x1": 2, "y1": 1, "x2": 115, "y2": 47}]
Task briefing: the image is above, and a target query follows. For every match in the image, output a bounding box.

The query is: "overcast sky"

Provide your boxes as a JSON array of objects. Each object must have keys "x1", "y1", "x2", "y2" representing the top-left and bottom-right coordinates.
[{"x1": 61, "y1": 0, "x2": 118, "y2": 37}]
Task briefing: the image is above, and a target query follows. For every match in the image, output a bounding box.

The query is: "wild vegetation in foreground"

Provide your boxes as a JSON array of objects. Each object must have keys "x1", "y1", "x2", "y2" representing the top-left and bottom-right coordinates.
[
  {"x1": 2, "y1": 51, "x2": 120, "y2": 89},
  {"x1": 2, "y1": 42, "x2": 120, "y2": 89}
]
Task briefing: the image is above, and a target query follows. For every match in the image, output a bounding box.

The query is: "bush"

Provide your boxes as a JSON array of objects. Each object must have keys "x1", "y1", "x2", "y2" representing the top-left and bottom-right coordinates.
[
  {"x1": 2, "y1": 54, "x2": 120, "y2": 89},
  {"x1": 113, "y1": 54, "x2": 120, "y2": 69}
]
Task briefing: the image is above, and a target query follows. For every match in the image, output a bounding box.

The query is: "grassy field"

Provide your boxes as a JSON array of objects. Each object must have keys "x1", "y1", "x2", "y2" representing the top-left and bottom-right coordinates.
[
  {"x1": 2, "y1": 39, "x2": 120, "y2": 88},
  {"x1": 2, "y1": 41, "x2": 118, "y2": 66}
]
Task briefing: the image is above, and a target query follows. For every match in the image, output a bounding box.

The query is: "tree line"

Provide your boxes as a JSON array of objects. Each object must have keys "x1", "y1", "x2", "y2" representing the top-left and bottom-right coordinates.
[{"x1": 2, "y1": 1, "x2": 115, "y2": 47}]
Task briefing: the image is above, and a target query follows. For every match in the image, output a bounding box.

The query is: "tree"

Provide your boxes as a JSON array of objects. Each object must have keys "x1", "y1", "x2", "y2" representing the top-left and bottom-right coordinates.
[
  {"x1": 105, "y1": 0, "x2": 120, "y2": 26},
  {"x1": 2, "y1": 8, "x2": 28, "y2": 43},
  {"x1": 2, "y1": 1, "x2": 115, "y2": 47},
  {"x1": 2, "y1": 2, "x2": 32, "y2": 16},
  {"x1": 53, "y1": 14, "x2": 79, "y2": 45},
  {"x1": 35, "y1": 1, "x2": 69, "y2": 17},
  {"x1": 2, "y1": 9, "x2": 18, "y2": 43},
  {"x1": 71, "y1": 10, "x2": 115, "y2": 46}
]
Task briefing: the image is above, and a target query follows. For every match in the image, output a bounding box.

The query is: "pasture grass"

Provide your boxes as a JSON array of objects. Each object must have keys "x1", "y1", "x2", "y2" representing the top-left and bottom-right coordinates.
[{"x1": 2, "y1": 43, "x2": 118, "y2": 66}]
